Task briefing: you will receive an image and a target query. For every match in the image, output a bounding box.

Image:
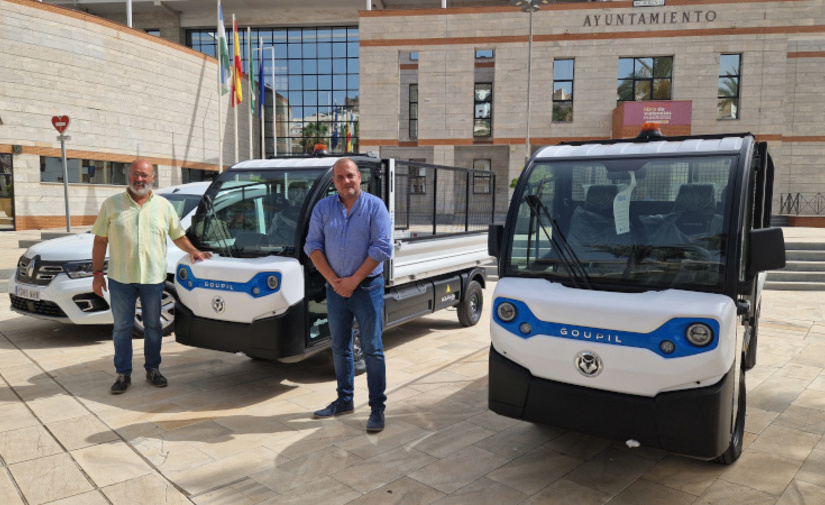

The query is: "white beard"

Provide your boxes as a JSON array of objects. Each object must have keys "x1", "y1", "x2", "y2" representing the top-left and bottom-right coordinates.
[{"x1": 129, "y1": 182, "x2": 151, "y2": 197}]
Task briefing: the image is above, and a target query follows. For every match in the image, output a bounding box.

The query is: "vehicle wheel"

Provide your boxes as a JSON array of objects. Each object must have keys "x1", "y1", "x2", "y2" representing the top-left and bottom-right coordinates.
[
  {"x1": 133, "y1": 281, "x2": 177, "y2": 338},
  {"x1": 715, "y1": 371, "x2": 745, "y2": 465},
  {"x1": 457, "y1": 280, "x2": 483, "y2": 327},
  {"x1": 327, "y1": 321, "x2": 366, "y2": 376},
  {"x1": 743, "y1": 303, "x2": 760, "y2": 371}
]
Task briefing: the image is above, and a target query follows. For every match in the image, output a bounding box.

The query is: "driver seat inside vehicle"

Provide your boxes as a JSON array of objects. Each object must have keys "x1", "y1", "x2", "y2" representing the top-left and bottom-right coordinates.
[
  {"x1": 567, "y1": 184, "x2": 632, "y2": 260},
  {"x1": 674, "y1": 183, "x2": 722, "y2": 238}
]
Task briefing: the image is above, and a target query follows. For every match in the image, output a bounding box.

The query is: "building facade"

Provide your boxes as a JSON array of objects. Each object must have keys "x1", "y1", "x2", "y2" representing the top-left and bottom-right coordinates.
[{"x1": 2, "y1": 0, "x2": 824, "y2": 230}]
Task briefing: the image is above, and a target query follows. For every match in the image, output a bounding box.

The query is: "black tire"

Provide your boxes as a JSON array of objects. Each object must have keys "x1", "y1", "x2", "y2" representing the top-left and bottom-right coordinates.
[
  {"x1": 743, "y1": 303, "x2": 760, "y2": 371},
  {"x1": 133, "y1": 281, "x2": 177, "y2": 338},
  {"x1": 715, "y1": 371, "x2": 745, "y2": 465},
  {"x1": 457, "y1": 280, "x2": 483, "y2": 327}
]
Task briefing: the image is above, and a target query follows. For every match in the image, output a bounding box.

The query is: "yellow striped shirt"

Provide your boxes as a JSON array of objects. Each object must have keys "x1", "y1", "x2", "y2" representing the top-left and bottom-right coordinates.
[{"x1": 91, "y1": 191, "x2": 185, "y2": 284}]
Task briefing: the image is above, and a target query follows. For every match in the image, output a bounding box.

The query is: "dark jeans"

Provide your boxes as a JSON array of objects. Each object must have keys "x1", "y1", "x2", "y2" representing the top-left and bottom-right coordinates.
[
  {"x1": 108, "y1": 279, "x2": 164, "y2": 376},
  {"x1": 326, "y1": 275, "x2": 386, "y2": 411}
]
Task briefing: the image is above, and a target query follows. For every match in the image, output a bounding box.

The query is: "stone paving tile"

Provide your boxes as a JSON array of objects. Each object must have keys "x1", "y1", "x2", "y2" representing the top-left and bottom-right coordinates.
[
  {"x1": 794, "y1": 447, "x2": 825, "y2": 489},
  {"x1": 693, "y1": 479, "x2": 779, "y2": 505},
  {"x1": 642, "y1": 453, "x2": 726, "y2": 496},
  {"x1": 747, "y1": 424, "x2": 820, "y2": 462},
  {"x1": 190, "y1": 478, "x2": 277, "y2": 504},
  {"x1": 486, "y1": 444, "x2": 582, "y2": 495},
  {"x1": 259, "y1": 476, "x2": 359, "y2": 505},
  {"x1": 101, "y1": 473, "x2": 192, "y2": 504},
  {"x1": 47, "y1": 490, "x2": 109, "y2": 505},
  {"x1": 0, "y1": 424, "x2": 63, "y2": 464},
  {"x1": 431, "y1": 477, "x2": 528, "y2": 505},
  {"x1": 564, "y1": 447, "x2": 658, "y2": 496},
  {"x1": 776, "y1": 479, "x2": 825, "y2": 505},
  {"x1": 72, "y1": 440, "x2": 154, "y2": 488},
  {"x1": 720, "y1": 449, "x2": 802, "y2": 496},
  {"x1": 46, "y1": 414, "x2": 120, "y2": 451},
  {"x1": 8, "y1": 453, "x2": 94, "y2": 504},
  {"x1": 521, "y1": 477, "x2": 612, "y2": 505},
  {"x1": 610, "y1": 479, "x2": 696, "y2": 505},
  {"x1": 406, "y1": 420, "x2": 495, "y2": 459},
  {"x1": 171, "y1": 446, "x2": 280, "y2": 495},
  {"x1": 249, "y1": 445, "x2": 361, "y2": 494},
  {"x1": 0, "y1": 468, "x2": 25, "y2": 505},
  {"x1": 330, "y1": 446, "x2": 436, "y2": 494},
  {"x1": 408, "y1": 445, "x2": 510, "y2": 494},
  {"x1": 351, "y1": 476, "x2": 445, "y2": 505}
]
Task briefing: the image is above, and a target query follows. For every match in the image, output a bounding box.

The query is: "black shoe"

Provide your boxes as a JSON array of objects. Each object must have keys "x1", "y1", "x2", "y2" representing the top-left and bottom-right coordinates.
[
  {"x1": 146, "y1": 368, "x2": 168, "y2": 387},
  {"x1": 367, "y1": 410, "x2": 385, "y2": 433},
  {"x1": 111, "y1": 374, "x2": 131, "y2": 394},
  {"x1": 313, "y1": 399, "x2": 355, "y2": 419}
]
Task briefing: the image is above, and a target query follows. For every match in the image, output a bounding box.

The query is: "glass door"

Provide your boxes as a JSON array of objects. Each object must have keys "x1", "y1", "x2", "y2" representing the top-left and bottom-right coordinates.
[{"x1": 0, "y1": 154, "x2": 13, "y2": 231}]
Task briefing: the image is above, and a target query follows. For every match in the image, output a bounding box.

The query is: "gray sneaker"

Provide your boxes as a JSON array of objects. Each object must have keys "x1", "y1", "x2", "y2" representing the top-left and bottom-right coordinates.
[{"x1": 110, "y1": 374, "x2": 131, "y2": 394}]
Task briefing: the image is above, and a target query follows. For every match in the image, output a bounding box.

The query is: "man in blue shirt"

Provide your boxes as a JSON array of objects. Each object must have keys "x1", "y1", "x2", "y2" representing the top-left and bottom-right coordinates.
[{"x1": 304, "y1": 158, "x2": 393, "y2": 432}]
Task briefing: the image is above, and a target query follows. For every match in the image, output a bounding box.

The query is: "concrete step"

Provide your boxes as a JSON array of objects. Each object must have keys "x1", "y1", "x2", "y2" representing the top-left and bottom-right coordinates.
[
  {"x1": 785, "y1": 250, "x2": 825, "y2": 262},
  {"x1": 779, "y1": 260, "x2": 825, "y2": 272},
  {"x1": 765, "y1": 280, "x2": 825, "y2": 291},
  {"x1": 767, "y1": 270, "x2": 825, "y2": 283},
  {"x1": 784, "y1": 241, "x2": 825, "y2": 250}
]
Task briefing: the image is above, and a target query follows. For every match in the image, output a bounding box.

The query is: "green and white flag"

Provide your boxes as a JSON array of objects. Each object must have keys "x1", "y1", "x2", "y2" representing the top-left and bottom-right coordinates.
[{"x1": 217, "y1": 1, "x2": 232, "y2": 95}]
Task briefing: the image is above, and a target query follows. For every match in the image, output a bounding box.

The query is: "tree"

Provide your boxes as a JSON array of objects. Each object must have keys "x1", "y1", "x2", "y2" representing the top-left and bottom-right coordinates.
[{"x1": 300, "y1": 122, "x2": 329, "y2": 154}]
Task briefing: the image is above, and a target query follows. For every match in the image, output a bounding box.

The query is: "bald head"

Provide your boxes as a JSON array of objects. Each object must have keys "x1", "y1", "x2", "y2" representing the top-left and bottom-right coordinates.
[{"x1": 127, "y1": 158, "x2": 155, "y2": 199}]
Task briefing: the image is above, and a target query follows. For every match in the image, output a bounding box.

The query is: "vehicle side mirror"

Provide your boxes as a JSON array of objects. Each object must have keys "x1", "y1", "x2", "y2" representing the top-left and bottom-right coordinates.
[
  {"x1": 747, "y1": 227, "x2": 785, "y2": 276},
  {"x1": 488, "y1": 224, "x2": 504, "y2": 259}
]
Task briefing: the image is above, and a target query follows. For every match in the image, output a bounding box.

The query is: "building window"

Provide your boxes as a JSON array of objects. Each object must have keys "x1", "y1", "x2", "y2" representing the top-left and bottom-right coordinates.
[
  {"x1": 553, "y1": 59, "x2": 574, "y2": 122},
  {"x1": 718, "y1": 54, "x2": 741, "y2": 120},
  {"x1": 475, "y1": 49, "x2": 494, "y2": 60},
  {"x1": 409, "y1": 84, "x2": 418, "y2": 139},
  {"x1": 145, "y1": 29, "x2": 160, "y2": 37},
  {"x1": 474, "y1": 83, "x2": 492, "y2": 137},
  {"x1": 617, "y1": 56, "x2": 672, "y2": 103},
  {"x1": 409, "y1": 162, "x2": 426, "y2": 195},
  {"x1": 472, "y1": 159, "x2": 492, "y2": 194},
  {"x1": 39, "y1": 157, "x2": 148, "y2": 186},
  {"x1": 409, "y1": 51, "x2": 419, "y2": 61},
  {"x1": 188, "y1": 26, "x2": 359, "y2": 156}
]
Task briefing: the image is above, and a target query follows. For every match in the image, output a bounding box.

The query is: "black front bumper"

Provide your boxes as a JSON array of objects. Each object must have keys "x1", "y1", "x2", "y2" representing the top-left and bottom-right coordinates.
[
  {"x1": 488, "y1": 345, "x2": 735, "y2": 459},
  {"x1": 175, "y1": 301, "x2": 322, "y2": 361}
]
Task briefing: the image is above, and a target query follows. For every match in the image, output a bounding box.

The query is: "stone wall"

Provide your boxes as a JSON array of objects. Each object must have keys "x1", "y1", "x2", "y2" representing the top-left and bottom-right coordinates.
[{"x1": 0, "y1": 0, "x2": 256, "y2": 229}]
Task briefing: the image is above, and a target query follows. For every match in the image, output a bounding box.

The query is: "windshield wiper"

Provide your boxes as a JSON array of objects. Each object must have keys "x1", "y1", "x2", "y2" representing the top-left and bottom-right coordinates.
[{"x1": 524, "y1": 195, "x2": 592, "y2": 290}]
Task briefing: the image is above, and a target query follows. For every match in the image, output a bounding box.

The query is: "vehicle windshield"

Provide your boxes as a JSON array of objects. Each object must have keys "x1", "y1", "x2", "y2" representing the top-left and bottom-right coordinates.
[
  {"x1": 506, "y1": 155, "x2": 734, "y2": 291},
  {"x1": 161, "y1": 193, "x2": 201, "y2": 219},
  {"x1": 189, "y1": 168, "x2": 325, "y2": 258}
]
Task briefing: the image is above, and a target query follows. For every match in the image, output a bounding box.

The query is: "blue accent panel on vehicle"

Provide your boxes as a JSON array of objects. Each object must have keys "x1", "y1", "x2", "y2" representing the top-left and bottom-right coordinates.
[
  {"x1": 176, "y1": 264, "x2": 281, "y2": 298},
  {"x1": 493, "y1": 297, "x2": 719, "y2": 359}
]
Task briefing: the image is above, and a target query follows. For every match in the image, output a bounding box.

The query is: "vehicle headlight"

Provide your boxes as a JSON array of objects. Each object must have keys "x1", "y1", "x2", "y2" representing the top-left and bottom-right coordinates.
[
  {"x1": 65, "y1": 260, "x2": 106, "y2": 279},
  {"x1": 496, "y1": 301, "x2": 517, "y2": 322},
  {"x1": 267, "y1": 275, "x2": 279, "y2": 290},
  {"x1": 685, "y1": 323, "x2": 714, "y2": 347}
]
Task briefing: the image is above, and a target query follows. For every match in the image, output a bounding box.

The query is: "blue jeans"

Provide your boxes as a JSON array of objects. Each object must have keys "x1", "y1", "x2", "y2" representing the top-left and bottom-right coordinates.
[
  {"x1": 108, "y1": 279, "x2": 165, "y2": 376},
  {"x1": 327, "y1": 275, "x2": 386, "y2": 411}
]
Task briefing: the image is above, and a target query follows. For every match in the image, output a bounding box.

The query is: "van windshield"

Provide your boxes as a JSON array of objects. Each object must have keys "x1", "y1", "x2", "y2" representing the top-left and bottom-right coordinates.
[
  {"x1": 189, "y1": 168, "x2": 325, "y2": 258},
  {"x1": 506, "y1": 155, "x2": 735, "y2": 291}
]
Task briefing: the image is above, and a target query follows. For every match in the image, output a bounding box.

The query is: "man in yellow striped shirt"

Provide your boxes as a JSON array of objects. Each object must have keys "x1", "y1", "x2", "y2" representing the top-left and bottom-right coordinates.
[{"x1": 91, "y1": 159, "x2": 211, "y2": 394}]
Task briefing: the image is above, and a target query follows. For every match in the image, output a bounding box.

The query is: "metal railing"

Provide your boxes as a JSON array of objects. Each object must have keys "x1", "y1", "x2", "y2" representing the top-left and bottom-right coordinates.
[{"x1": 779, "y1": 193, "x2": 825, "y2": 215}]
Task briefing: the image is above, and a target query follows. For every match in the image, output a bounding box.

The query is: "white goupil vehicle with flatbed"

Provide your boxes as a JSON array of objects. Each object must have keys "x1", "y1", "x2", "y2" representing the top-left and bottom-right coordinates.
[
  {"x1": 487, "y1": 126, "x2": 786, "y2": 464},
  {"x1": 174, "y1": 152, "x2": 494, "y2": 364}
]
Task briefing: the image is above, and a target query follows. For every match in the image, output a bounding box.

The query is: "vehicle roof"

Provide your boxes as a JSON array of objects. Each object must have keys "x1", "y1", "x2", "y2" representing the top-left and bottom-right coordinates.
[
  {"x1": 228, "y1": 155, "x2": 378, "y2": 170},
  {"x1": 155, "y1": 181, "x2": 211, "y2": 195},
  {"x1": 534, "y1": 135, "x2": 749, "y2": 159}
]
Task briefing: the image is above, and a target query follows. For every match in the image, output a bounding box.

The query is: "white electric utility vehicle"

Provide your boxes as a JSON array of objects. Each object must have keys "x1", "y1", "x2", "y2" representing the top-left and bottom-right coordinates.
[
  {"x1": 487, "y1": 128, "x2": 785, "y2": 464},
  {"x1": 174, "y1": 154, "x2": 495, "y2": 363},
  {"x1": 8, "y1": 181, "x2": 210, "y2": 336}
]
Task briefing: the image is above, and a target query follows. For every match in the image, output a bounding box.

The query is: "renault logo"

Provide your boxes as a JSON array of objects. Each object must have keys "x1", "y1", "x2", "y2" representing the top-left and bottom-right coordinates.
[
  {"x1": 575, "y1": 351, "x2": 603, "y2": 377},
  {"x1": 212, "y1": 296, "x2": 225, "y2": 313},
  {"x1": 25, "y1": 258, "x2": 36, "y2": 279}
]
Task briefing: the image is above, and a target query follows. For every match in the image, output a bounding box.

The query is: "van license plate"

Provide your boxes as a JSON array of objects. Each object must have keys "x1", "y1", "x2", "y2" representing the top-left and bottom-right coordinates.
[{"x1": 15, "y1": 286, "x2": 40, "y2": 301}]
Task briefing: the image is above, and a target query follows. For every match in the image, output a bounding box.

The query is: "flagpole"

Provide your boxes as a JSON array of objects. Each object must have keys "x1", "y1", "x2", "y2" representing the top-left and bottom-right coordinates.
[
  {"x1": 260, "y1": 41, "x2": 266, "y2": 159},
  {"x1": 217, "y1": 1, "x2": 223, "y2": 173},
  {"x1": 233, "y1": 14, "x2": 239, "y2": 164},
  {"x1": 247, "y1": 26, "x2": 253, "y2": 160},
  {"x1": 272, "y1": 46, "x2": 278, "y2": 156}
]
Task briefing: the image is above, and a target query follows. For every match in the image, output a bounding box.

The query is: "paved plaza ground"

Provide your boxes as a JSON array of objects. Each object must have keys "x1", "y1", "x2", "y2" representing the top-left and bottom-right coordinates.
[{"x1": 1, "y1": 228, "x2": 824, "y2": 504}]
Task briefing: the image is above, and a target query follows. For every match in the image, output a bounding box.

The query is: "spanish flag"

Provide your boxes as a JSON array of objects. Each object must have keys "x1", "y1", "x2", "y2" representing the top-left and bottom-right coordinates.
[{"x1": 232, "y1": 15, "x2": 243, "y2": 107}]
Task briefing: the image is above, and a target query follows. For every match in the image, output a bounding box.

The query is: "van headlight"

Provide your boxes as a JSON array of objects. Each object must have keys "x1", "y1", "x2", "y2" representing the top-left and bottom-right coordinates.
[
  {"x1": 496, "y1": 301, "x2": 517, "y2": 323},
  {"x1": 65, "y1": 260, "x2": 106, "y2": 279},
  {"x1": 685, "y1": 323, "x2": 714, "y2": 347}
]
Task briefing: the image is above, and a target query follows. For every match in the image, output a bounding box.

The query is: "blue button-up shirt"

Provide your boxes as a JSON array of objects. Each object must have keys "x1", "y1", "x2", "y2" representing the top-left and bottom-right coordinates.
[{"x1": 304, "y1": 191, "x2": 392, "y2": 278}]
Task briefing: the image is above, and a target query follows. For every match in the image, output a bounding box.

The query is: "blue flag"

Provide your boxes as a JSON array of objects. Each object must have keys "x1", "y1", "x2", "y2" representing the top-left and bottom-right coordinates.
[
  {"x1": 257, "y1": 37, "x2": 265, "y2": 118},
  {"x1": 331, "y1": 107, "x2": 339, "y2": 149}
]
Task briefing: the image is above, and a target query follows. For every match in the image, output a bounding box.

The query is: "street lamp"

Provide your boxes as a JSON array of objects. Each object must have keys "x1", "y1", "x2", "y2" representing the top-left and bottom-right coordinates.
[{"x1": 509, "y1": 0, "x2": 552, "y2": 163}]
